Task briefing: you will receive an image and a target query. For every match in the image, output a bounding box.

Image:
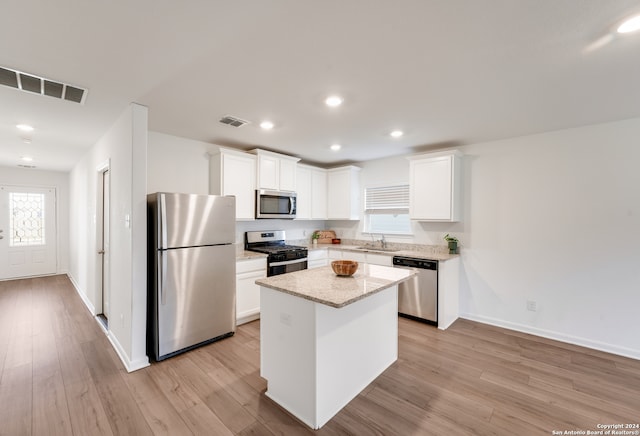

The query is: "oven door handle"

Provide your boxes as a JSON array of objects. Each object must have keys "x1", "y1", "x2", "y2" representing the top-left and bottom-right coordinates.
[{"x1": 269, "y1": 257, "x2": 308, "y2": 267}]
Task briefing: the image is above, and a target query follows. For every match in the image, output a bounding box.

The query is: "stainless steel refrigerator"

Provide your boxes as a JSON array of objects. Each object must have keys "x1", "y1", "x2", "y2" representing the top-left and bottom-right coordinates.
[{"x1": 148, "y1": 192, "x2": 236, "y2": 361}]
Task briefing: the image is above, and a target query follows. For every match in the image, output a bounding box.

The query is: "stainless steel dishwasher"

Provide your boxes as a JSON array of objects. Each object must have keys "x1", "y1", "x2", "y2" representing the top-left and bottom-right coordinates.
[{"x1": 393, "y1": 256, "x2": 438, "y2": 326}]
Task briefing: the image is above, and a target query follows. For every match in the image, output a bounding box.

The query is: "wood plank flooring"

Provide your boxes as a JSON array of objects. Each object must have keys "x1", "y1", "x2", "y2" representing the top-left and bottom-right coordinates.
[{"x1": 1, "y1": 275, "x2": 639, "y2": 435}]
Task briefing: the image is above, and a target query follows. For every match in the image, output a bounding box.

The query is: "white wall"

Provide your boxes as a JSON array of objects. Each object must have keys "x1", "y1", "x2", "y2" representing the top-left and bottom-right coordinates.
[
  {"x1": 458, "y1": 118, "x2": 640, "y2": 359},
  {"x1": 69, "y1": 103, "x2": 149, "y2": 372},
  {"x1": 147, "y1": 131, "x2": 212, "y2": 195},
  {"x1": 342, "y1": 117, "x2": 640, "y2": 358},
  {"x1": 0, "y1": 166, "x2": 70, "y2": 274}
]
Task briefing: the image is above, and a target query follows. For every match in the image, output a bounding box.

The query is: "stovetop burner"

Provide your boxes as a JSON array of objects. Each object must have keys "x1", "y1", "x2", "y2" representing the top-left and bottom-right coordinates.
[
  {"x1": 249, "y1": 244, "x2": 306, "y2": 255},
  {"x1": 244, "y1": 230, "x2": 307, "y2": 255}
]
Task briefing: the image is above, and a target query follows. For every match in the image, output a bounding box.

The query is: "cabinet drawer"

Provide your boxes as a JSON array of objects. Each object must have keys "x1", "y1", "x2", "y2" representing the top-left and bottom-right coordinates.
[{"x1": 236, "y1": 257, "x2": 267, "y2": 274}]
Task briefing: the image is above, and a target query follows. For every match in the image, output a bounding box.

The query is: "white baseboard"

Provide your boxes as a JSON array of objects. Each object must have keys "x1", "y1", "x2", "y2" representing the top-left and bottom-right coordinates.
[
  {"x1": 107, "y1": 331, "x2": 150, "y2": 373},
  {"x1": 237, "y1": 309, "x2": 260, "y2": 326},
  {"x1": 459, "y1": 312, "x2": 640, "y2": 361},
  {"x1": 67, "y1": 273, "x2": 96, "y2": 315},
  {"x1": 67, "y1": 273, "x2": 149, "y2": 372}
]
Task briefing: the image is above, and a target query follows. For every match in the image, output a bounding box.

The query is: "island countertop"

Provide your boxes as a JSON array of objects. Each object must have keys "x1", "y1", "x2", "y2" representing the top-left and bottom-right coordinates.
[{"x1": 255, "y1": 264, "x2": 415, "y2": 308}]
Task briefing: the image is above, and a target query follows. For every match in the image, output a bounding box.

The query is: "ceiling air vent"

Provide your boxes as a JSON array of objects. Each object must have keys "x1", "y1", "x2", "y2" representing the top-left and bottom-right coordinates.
[
  {"x1": 219, "y1": 115, "x2": 250, "y2": 127},
  {"x1": 0, "y1": 66, "x2": 87, "y2": 104}
]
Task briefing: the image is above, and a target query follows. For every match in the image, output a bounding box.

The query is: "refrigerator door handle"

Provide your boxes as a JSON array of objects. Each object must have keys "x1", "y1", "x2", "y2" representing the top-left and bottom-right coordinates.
[
  {"x1": 160, "y1": 193, "x2": 168, "y2": 249},
  {"x1": 159, "y1": 252, "x2": 167, "y2": 305}
]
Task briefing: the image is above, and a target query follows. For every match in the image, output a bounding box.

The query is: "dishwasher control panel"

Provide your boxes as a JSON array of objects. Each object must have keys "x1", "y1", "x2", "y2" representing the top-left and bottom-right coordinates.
[{"x1": 392, "y1": 256, "x2": 437, "y2": 270}]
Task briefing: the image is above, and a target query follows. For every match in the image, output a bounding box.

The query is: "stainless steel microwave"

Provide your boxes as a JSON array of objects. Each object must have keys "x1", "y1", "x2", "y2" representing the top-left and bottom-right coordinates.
[{"x1": 255, "y1": 189, "x2": 297, "y2": 219}]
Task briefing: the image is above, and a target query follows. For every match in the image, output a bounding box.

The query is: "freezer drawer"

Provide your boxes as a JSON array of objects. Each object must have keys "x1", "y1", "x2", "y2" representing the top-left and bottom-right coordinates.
[{"x1": 152, "y1": 244, "x2": 236, "y2": 360}]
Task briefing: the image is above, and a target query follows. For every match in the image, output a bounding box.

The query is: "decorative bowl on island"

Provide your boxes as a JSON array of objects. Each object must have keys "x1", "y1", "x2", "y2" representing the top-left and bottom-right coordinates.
[{"x1": 331, "y1": 260, "x2": 358, "y2": 276}]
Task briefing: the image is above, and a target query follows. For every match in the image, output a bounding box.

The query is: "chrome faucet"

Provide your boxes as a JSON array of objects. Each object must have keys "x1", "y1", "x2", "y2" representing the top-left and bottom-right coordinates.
[{"x1": 378, "y1": 234, "x2": 387, "y2": 249}]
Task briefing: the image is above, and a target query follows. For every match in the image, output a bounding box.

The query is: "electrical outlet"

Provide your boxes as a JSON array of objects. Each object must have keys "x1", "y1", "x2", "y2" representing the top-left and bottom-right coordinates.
[{"x1": 526, "y1": 300, "x2": 537, "y2": 312}]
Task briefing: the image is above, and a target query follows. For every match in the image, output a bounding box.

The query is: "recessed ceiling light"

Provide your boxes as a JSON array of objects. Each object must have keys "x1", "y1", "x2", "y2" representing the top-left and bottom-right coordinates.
[
  {"x1": 260, "y1": 121, "x2": 274, "y2": 130},
  {"x1": 21, "y1": 156, "x2": 33, "y2": 162},
  {"x1": 16, "y1": 124, "x2": 34, "y2": 132},
  {"x1": 390, "y1": 130, "x2": 404, "y2": 138},
  {"x1": 325, "y1": 95, "x2": 343, "y2": 107},
  {"x1": 330, "y1": 144, "x2": 342, "y2": 151},
  {"x1": 618, "y1": 15, "x2": 640, "y2": 33}
]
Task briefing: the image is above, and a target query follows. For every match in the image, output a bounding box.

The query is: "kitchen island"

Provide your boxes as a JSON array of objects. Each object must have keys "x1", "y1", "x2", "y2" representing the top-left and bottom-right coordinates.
[{"x1": 256, "y1": 264, "x2": 415, "y2": 429}]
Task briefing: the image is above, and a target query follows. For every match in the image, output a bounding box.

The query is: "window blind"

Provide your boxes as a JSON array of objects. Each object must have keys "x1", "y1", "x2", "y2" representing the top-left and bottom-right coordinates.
[{"x1": 364, "y1": 184, "x2": 409, "y2": 213}]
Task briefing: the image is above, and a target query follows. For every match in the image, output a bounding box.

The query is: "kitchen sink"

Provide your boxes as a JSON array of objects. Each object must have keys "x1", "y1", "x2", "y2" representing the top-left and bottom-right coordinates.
[{"x1": 354, "y1": 246, "x2": 400, "y2": 253}]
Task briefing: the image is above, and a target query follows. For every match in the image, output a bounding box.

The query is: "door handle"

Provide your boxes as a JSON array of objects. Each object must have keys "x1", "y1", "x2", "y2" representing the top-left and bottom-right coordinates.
[
  {"x1": 159, "y1": 252, "x2": 167, "y2": 306},
  {"x1": 98, "y1": 250, "x2": 105, "y2": 254}
]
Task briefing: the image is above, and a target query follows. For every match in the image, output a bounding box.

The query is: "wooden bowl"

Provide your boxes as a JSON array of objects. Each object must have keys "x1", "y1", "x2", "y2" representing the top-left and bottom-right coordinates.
[{"x1": 331, "y1": 260, "x2": 358, "y2": 276}]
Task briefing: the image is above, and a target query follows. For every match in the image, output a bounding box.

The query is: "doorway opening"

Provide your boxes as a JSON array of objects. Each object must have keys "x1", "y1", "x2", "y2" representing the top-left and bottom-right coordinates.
[{"x1": 96, "y1": 163, "x2": 110, "y2": 328}]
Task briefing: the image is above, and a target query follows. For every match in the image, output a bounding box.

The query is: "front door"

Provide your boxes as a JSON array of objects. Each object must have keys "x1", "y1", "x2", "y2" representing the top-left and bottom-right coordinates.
[{"x1": 0, "y1": 185, "x2": 57, "y2": 280}]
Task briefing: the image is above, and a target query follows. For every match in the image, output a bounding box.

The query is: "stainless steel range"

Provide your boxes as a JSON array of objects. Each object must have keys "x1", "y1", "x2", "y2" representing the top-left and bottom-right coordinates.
[{"x1": 245, "y1": 230, "x2": 308, "y2": 276}]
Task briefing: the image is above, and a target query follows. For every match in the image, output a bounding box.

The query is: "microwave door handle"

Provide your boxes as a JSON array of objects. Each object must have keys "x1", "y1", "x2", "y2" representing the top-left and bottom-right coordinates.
[{"x1": 289, "y1": 197, "x2": 295, "y2": 214}]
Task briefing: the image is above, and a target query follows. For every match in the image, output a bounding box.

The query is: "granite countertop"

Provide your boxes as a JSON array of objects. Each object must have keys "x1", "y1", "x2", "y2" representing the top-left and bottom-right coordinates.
[
  {"x1": 256, "y1": 264, "x2": 415, "y2": 308},
  {"x1": 305, "y1": 243, "x2": 459, "y2": 262},
  {"x1": 236, "y1": 247, "x2": 268, "y2": 260}
]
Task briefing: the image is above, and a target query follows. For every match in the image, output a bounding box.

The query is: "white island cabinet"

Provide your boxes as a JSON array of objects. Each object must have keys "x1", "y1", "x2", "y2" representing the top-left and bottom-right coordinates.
[
  {"x1": 257, "y1": 265, "x2": 414, "y2": 430},
  {"x1": 408, "y1": 150, "x2": 462, "y2": 222}
]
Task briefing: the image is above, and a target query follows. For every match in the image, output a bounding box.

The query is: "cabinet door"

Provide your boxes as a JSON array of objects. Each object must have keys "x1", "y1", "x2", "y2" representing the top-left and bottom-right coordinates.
[
  {"x1": 279, "y1": 159, "x2": 297, "y2": 191},
  {"x1": 327, "y1": 166, "x2": 360, "y2": 220},
  {"x1": 365, "y1": 253, "x2": 392, "y2": 266},
  {"x1": 410, "y1": 156, "x2": 452, "y2": 220},
  {"x1": 258, "y1": 154, "x2": 279, "y2": 190},
  {"x1": 236, "y1": 270, "x2": 265, "y2": 324},
  {"x1": 223, "y1": 153, "x2": 256, "y2": 220},
  {"x1": 311, "y1": 169, "x2": 327, "y2": 219},
  {"x1": 296, "y1": 166, "x2": 311, "y2": 219},
  {"x1": 308, "y1": 248, "x2": 328, "y2": 269}
]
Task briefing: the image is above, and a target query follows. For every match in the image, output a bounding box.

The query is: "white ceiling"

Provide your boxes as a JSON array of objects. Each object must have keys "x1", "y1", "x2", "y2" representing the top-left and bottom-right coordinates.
[{"x1": 1, "y1": 0, "x2": 639, "y2": 171}]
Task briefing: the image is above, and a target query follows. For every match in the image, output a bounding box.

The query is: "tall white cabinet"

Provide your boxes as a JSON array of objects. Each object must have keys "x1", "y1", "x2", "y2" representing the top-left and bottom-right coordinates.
[
  {"x1": 326, "y1": 166, "x2": 361, "y2": 220},
  {"x1": 408, "y1": 150, "x2": 462, "y2": 222},
  {"x1": 296, "y1": 164, "x2": 327, "y2": 220},
  {"x1": 210, "y1": 148, "x2": 256, "y2": 220}
]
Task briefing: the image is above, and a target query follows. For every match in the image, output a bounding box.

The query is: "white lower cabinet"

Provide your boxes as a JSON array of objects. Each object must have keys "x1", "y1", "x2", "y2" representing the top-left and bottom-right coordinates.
[
  {"x1": 308, "y1": 248, "x2": 328, "y2": 269},
  {"x1": 236, "y1": 257, "x2": 267, "y2": 325},
  {"x1": 339, "y1": 251, "x2": 392, "y2": 266},
  {"x1": 365, "y1": 253, "x2": 393, "y2": 266}
]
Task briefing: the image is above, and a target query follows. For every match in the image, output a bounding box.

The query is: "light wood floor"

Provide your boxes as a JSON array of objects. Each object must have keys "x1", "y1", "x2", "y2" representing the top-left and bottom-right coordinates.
[{"x1": 1, "y1": 275, "x2": 639, "y2": 435}]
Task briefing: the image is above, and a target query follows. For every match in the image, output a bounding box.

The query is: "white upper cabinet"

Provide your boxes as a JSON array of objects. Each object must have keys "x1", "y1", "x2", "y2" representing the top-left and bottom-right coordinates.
[
  {"x1": 311, "y1": 167, "x2": 327, "y2": 220},
  {"x1": 327, "y1": 166, "x2": 361, "y2": 220},
  {"x1": 408, "y1": 150, "x2": 462, "y2": 222},
  {"x1": 250, "y1": 149, "x2": 300, "y2": 191},
  {"x1": 210, "y1": 148, "x2": 256, "y2": 220},
  {"x1": 296, "y1": 164, "x2": 327, "y2": 220}
]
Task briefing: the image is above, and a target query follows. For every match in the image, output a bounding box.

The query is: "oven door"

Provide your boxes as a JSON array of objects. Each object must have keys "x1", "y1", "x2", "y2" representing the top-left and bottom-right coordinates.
[{"x1": 268, "y1": 258, "x2": 308, "y2": 276}]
